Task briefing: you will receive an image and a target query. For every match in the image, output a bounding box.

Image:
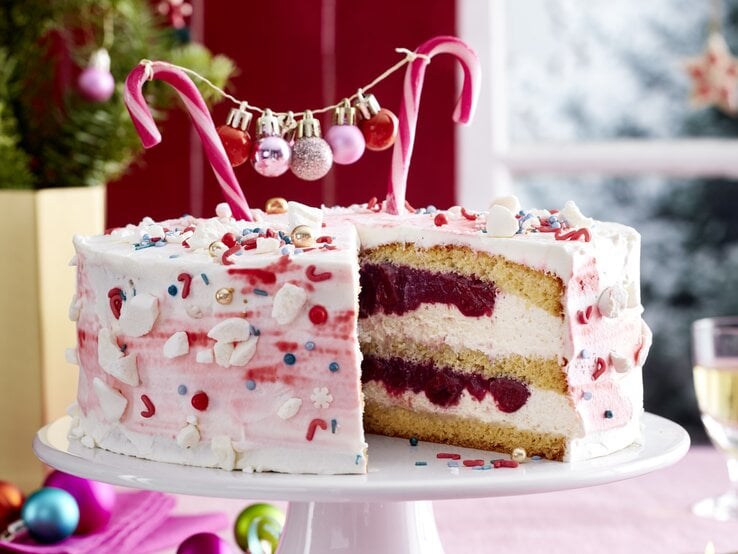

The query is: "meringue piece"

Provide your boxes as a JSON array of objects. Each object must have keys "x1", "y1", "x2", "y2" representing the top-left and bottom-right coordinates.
[
  {"x1": 215, "y1": 202, "x2": 233, "y2": 219},
  {"x1": 277, "y1": 398, "x2": 302, "y2": 420},
  {"x1": 176, "y1": 423, "x2": 200, "y2": 449},
  {"x1": 598, "y1": 285, "x2": 629, "y2": 319},
  {"x1": 163, "y1": 331, "x2": 189, "y2": 359},
  {"x1": 272, "y1": 283, "x2": 308, "y2": 325},
  {"x1": 119, "y1": 293, "x2": 159, "y2": 337},
  {"x1": 230, "y1": 336, "x2": 258, "y2": 366},
  {"x1": 97, "y1": 328, "x2": 139, "y2": 386},
  {"x1": 609, "y1": 351, "x2": 633, "y2": 373},
  {"x1": 486, "y1": 205, "x2": 519, "y2": 238},
  {"x1": 560, "y1": 201, "x2": 594, "y2": 229},
  {"x1": 490, "y1": 195, "x2": 521, "y2": 215},
  {"x1": 93, "y1": 377, "x2": 127, "y2": 422},
  {"x1": 65, "y1": 347, "x2": 79, "y2": 365},
  {"x1": 214, "y1": 342, "x2": 235, "y2": 368},
  {"x1": 256, "y1": 237, "x2": 281, "y2": 254},
  {"x1": 68, "y1": 295, "x2": 81, "y2": 322},
  {"x1": 211, "y1": 436, "x2": 236, "y2": 471},
  {"x1": 288, "y1": 201, "x2": 323, "y2": 233},
  {"x1": 208, "y1": 318, "x2": 252, "y2": 343}
]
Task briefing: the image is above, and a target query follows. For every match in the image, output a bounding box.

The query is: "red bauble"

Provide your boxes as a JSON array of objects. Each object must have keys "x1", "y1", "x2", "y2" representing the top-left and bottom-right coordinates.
[
  {"x1": 359, "y1": 109, "x2": 399, "y2": 151},
  {"x1": 217, "y1": 125, "x2": 252, "y2": 167},
  {"x1": 0, "y1": 480, "x2": 24, "y2": 529}
]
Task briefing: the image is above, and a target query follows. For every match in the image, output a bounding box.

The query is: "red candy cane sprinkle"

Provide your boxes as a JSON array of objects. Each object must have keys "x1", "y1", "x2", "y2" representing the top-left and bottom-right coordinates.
[
  {"x1": 191, "y1": 391, "x2": 209, "y2": 411},
  {"x1": 577, "y1": 305, "x2": 594, "y2": 324},
  {"x1": 461, "y1": 207, "x2": 477, "y2": 221},
  {"x1": 306, "y1": 418, "x2": 328, "y2": 441},
  {"x1": 177, "y1": 273, "x2": 192, "y2": 298},
  {"x1": 306, "y1": 265, "x2": 333, "y2": 282},
  {"x1": 222, "y1": 244, "x2": 241, "y2": 266},
  {"x1": 434, "y1": 213, "x2": 448, "y2": 227},
  {"x1": 555, "y1": 228, "x2": 592, "y2": 242},
  {"x1": 242, "y1": 237, "x2": 258, "y2": 250},
  {"x1": 266, "y1": 228, "x2": 278, "y2": 239},
  {"x1": 593, "y1": 357, "x2": 608, "y2": 380},
  {"x1": 405, "y1": 200, "x2": 416, "y2": 212},
  {"x1": 140, "y1": 394, "x2": 155, "y2": 418},
  {"x1": 463, "y1": 459, "x2": 485, "y2": 467},
  {"x1": 437, "y1": 452, "x2": 462, "y2": 460},
  {"x1": 493, "y1": 459, "x2": 519, "y2": 469},
  {"x1": 309, "y1": 305, "x2": 328, "y2": 325},
  {"x1": 316, "y1": 236, "x2": 333, "y2": 244},
  {"x1": 366, "y1": 196, "x2": 378, "y2": 210},
  {"x1": 107, "y1": 288, "x2": 124, "y2": 319},
  {"x1": 221, "y1": 232, "x2": 238, "y2": 247}
]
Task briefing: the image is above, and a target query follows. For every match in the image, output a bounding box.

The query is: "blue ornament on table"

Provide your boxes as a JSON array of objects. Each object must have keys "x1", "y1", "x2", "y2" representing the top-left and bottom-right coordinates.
[{"x1": 18, "y1": 487, "x2": 79, "y2": 544}]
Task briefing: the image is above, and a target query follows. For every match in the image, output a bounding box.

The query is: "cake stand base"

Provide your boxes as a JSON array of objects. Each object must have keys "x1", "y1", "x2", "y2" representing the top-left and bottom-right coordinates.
[{"x1": 278, "y1": 501, "x2": 443, "y2": 554}]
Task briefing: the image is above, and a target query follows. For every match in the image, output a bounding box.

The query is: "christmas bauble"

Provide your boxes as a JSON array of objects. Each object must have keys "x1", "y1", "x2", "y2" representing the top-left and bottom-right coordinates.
[
  {"x1": 233, "y1": 503, "x2": 284, "y2": 553},
  {"x1": 43, "y1": 470, "x2": 116, "y2": 534},
  {"x1": 176, "y1": 532, "x2": 232, "y2": 554},
  {"x1": 217, "y1": 126, "x2": 252, "y2": 167},
  {"x1": 359, "y1": 108, "x2": 398, "y2": 151},
  {"x1": 78, "y1": 67, "x2": 115, "y2": 102},
  {"x1": 251, "y1": 136, "x2": 291, "y2": 177},
  {"x1": 0, "y1": 480, "x2": 24, "y2": 530},
  {"x1": 290, "y1": 137, "x2": 333, "y2": 180},
  {"x1": 325, "y1": 125, "x2": 365, "y2": 165},
  {"x1": 21, "y1": 488, "x2": 79, "y2": 544},
  {"x1": 265, "y1": 197, "x2": 288, "y2": 214}
]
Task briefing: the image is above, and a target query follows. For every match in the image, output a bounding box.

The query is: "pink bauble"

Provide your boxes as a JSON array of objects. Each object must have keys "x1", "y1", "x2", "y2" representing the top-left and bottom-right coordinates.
[
  {"x1": 325, "y1": 125, "x2": 365, "y2": 165},
  {"x1": 43, "y1": 471, "x2": 116, "y2": 535},
  {"x1": 177, "y1": 532, "x2": 232, "y2": 554},
  {"x1": 251, "y1": 136, "x2": 291, "y2": 177},
  {"x1": 78, "y1": 67, "x2": 115, "y2": 102}
]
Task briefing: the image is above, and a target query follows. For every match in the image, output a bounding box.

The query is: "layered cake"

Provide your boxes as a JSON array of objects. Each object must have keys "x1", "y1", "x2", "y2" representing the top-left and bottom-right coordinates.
[{"x1": 67, "y1": 197, "x2": 651, "y2": 473}]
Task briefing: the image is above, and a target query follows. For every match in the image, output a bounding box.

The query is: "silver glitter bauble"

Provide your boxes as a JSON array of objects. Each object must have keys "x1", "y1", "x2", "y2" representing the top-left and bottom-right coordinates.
[{"x1": 290, "y1": 137, "x2": 333, "y2": 181}]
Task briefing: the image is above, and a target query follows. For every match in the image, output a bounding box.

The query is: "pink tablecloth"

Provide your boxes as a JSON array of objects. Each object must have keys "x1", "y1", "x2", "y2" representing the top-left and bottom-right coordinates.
[{"x1": 170, "y1": 445, "x2": 737, "y2": 553}]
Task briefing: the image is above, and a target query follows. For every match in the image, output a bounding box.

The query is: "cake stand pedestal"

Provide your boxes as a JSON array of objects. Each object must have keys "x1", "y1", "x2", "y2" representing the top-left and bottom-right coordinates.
[{"x1": 33, "y1": 413, "x2": 689, "y2": 554}]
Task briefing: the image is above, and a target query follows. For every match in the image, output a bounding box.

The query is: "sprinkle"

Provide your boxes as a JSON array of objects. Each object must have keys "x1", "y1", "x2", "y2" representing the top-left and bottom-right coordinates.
[
  {"x1": 531, "y1": 455, "x2": 542, "y2": 462},
  {"x1": 154, "y1": 240, "x2": 166, "y2": 247},
  {"x1": 551, "y1": 221, "x2": 561, "y2": 229},
  {"x1": 140, "y1": 394, "x2": 155, "y2": 418},
  {"x1": 191, "y1": 391, "x2": 209, "y2": 411},
  {"x1": 409, "y1": 437, "x2": 419, "y2": 447},
  {"x1": 316, "y1": 236, "x2": 333, "y2": 244},
  {"x1": 249, "y1": 325, "x2": 260, "y2": 336},
  {"x1": 427, "y1": 205, "x2": 437, "y2": 213},
  {"x1": 405, "y1": 200, "x2": 415, "y2": 212},
  {"x1": 222, "y1": 244, "x2": 241, "y2": 265},
  {"x1": 415, "y1": 461, "x2": 428, "y2": 467},
  {"x1": 306, "y1": 418, "x2": 327, "y2": 441},
  {"x1": 281, "y1": 247, "x2": 290, "y2": 256},
  {"x1": 436, "y1": 452, "x2": 461, "y2": 460},
  {"x1": 120, "y1": 343, "x2": 127, "y2": 353},
  {"x1": 355, "y1": 454, "x2": 362, "y2": 465},
  {"x1": 577, "y1": 305, "x2": 594, "y2": 324},
  {"x1": 178, "y1": 385, "x2": 187, "y2": 395},
  {"x1": 473, "y1": 464, "x2": 492, "y2": 471},
  {"x1": 461, "y1": 207, "x2": 477, "y2": 220},
  {"x1": 366, "y1": 196, "x2": 378, "y2": 210},
  {"x1": 200, "y1": 273, "x2": 210, "y2": 285},
  {"x1": 253, "y1": 288, "x2": 268, "y2": 296},
  {"x1": 306, "y1": 265, "x2": 333, "y2": 282},
  {"x1": 169, "y1": 255, "x2": 179, "y2": 259},
  {"x1": 555, "y1": 228, "x2": 591, "y2": 242},
  {"x1": 579, "y1": 349, "x2": 591, "y2": 359},
  {"x1": 604, "y1": 410, "x2": 614, "y2": 419},
  {"x1": 592, "y1": 357, "x2": 607, "y2": 380},
  {"x1": 493, "y1": 459, "x2": 519, "y2": 469},
  {"x1": 284, "y1": 353, "x2": 296, "y2": 365},
  {"x1": 329, "y1": 362, "x2": 340, "y2": 373},
  {"x1": 168, "y1": 284, "x2": 178, "y2": 296},
  {"x1": 447, "y1": 461, "x2": 459, "y2": 468},
  {"x1": 583, "y1": 391, "x2": 593, "y2": 401},
  {"x1": 245, "y1": 379, "x2": 256, "y2": 391},
  {"x1": 463, "y1": 459, "x2": 485, "y2": 467},
  {"x1": 331, "y1": 419, "x2": 338, "y2": 433},
  {"x1": 433, "y1": 213, "x2": 448, "y2": 226},
  {"x1": 107, "y1": 288, "x2": 124, "y2": 319},
  {"x1": 305, "y1": 341, "x2": 316, "y2": 351},
  {"x1": 177, "y1": 273, "x2": 192, "y2": 298},
  {"x1": 294, "y1": 248, "x2": 303, "y2": 255},
  {"x1": 309, "y1": 305, "x2": 328, "y2": 325}
]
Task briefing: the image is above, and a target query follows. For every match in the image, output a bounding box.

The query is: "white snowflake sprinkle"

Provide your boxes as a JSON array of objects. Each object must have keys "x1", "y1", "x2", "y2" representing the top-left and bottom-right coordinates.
[{"x1": 310, "y1": 387, "x2": 333, "y2": 409}]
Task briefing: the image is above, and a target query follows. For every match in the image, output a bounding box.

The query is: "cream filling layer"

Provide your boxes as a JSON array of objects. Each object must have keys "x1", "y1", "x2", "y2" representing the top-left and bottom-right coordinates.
[
  {"x1": 359, "y1": 292, "x2": 566, "y2": 360},
  {"x1": 363, "y1": 381, "x2": 583, "y2": 438}
]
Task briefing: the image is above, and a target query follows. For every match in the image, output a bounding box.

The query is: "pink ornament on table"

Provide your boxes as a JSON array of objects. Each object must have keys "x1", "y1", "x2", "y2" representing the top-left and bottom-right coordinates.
[
  {"x1": 177, "y1": 531, "x2": 232, "y2": 554},
  {"x1": 326, "y1": 100, "x2": 365, "y2": 165},
  {"x1": 251, "y1": 109, "x2": 291, "y2": 177},
  {"x1": 43, "y1": 470, "x2": 116, "y2": 535},
  {"x1": 385, "y1": 36, "x2": 481, "y2": 215},
  {"x1": 123, "y1": 60, "x2": 253, "y2": 221},
  {"x1": 78, "y1": 49, "x2": 115, "y2": 102}
]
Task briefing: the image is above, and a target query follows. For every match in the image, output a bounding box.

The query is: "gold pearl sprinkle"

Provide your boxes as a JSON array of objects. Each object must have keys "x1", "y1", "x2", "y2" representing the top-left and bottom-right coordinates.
[
  {"x1": 215, "y1": 287, "x2": 234, "y2": 305},
  {"x1": 209, "y1": 241, "x2": 226, "y2": 257},
  {"x1": 265, "y1": 197, "x2": 288, "y2": 214},
  {"x1": 511, "y1": 447, "x2": 527, "y2": 463},
  {"x1": 290, "y1": 225, "x2": 316, "y2": 248}
]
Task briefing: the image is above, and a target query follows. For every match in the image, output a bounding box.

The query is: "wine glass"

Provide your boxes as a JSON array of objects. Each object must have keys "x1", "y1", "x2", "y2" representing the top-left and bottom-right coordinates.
[{"x1": 692, "y1": 316, "x2": 738, "y2": 521}]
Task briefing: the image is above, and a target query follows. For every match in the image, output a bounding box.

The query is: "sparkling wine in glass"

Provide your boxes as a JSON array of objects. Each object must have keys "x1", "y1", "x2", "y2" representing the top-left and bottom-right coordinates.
[{"x1": 692, "y1": 316, "x2": 738, "y2": 521}]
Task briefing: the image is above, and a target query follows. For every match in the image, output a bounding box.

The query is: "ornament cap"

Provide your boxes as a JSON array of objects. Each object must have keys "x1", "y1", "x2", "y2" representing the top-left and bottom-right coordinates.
[
  {"x1": 333, "y1": 99, "x2": 357, "y2": 125},
  {"x1": 226, "y1": 102, "x2": 252, "y2": 131},
  {"x1": 255, "y1": 108, "x2": 282, "y2": 137},
  {"x1": 355, "y1": 91, "x2": 381, "y2": 119},
  {"x1": 296, "y1": 110, "x2": 322, "y2": 139},
  {"x1": 89, "y1": 48, "x2": 111, "y2": 72}
]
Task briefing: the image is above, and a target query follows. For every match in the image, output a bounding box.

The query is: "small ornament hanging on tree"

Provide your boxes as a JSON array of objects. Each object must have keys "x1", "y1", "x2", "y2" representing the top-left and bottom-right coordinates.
[
  {"x1": 78, "y1": 49, "x2": 115, "y2": 102},
  {"x1": 290, "y1": 111, "x2": 333, "y2": 180},
  {"x1": 158, "y1": 0, "x2": 193, "y2": 43},
  {"x1": 684, "y1": 0, "x2": 738, "y2": 115},
  {"x1": 217, "y1": 102, "x2": 252, "y2": 167}
]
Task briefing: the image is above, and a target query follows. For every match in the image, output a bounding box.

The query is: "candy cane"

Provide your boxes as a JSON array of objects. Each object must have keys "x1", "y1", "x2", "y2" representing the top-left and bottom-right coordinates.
[
  {"x1": 124, "y1": 61, "x2": 253, "y2": 221},
  {"x1": 385, "y1": 36, "x2": 481, "y2": 215}
]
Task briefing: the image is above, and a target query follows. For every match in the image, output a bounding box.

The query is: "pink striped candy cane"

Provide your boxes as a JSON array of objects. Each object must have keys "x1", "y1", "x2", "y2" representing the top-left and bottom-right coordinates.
[
  {"x1": 124, "y1": 61, "x2": 253, "y2": 221},
  {"x1": 385, "y1": 36, "x2": 481, "y2": 215}
]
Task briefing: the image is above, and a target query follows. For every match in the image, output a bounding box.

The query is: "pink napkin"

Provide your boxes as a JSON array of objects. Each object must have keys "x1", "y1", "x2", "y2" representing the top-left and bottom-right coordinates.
[{"x1": 0, "y1": 491, "x2": 229, "y2": 554}]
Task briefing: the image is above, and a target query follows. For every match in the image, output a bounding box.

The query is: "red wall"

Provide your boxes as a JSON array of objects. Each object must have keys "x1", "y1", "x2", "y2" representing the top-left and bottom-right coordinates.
[{"x1": 108, "y1": 1, "x2": 457, "y2": 226}]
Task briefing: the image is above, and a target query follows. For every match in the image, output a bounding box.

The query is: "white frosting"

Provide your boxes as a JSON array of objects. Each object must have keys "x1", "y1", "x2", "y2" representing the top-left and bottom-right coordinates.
[
  {"x1": 196, "y1": 349, "x2": 214, "y2": 364},
  {"x1": 277, "y1": 398, "x2": 303, "y2": 420}
]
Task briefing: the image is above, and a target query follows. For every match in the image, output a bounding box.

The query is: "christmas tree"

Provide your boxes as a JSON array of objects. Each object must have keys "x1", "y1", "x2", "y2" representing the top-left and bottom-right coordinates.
[{"x1": 0, "y1": 0, "x2": 234, "y2": 189}]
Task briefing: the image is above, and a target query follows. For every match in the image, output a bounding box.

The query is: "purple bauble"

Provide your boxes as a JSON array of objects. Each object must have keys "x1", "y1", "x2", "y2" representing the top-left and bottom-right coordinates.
[
  {"x1": 43, "y1": 471, "x2": 116, "y2": 535},
  {"x1": 251, "y1": 136, "x2": 291, "y2": 177},
  {"x1": 325, "y1": 125, "x2": 366, "y2": 165},
  {"x1": 177, "y1": 532, "x2": 232, "y2": 554},
  {"x1": 78, "y1": 67, "x2": 115, "y2": 102}
]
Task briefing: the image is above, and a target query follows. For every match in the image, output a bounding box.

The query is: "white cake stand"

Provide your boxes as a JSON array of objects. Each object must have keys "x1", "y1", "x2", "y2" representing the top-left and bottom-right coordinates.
[{"x1": 34, "y1": 413, "x2": 689, "y2": 554}]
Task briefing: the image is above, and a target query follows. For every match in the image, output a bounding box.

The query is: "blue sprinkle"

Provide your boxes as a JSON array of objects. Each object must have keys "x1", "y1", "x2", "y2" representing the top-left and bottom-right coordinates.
[
  {"x1": 142, "y1": 234, "x2": 150, "y2": 241},
  {"x1": 293, "y1": 248, "x2": 303, "y2": 255},
  {"x1": 281, "y1": 247, "x2": 290, "y2": 255},
  {"x1": 120, "y1": 291, "x2": 127, "y2": 301},
  {"x1": 580, "y1": 349, "x2": 591, "y2": 359},
  {"x1": 168, "y1": 284, "x2": 178, "y2": 296},
  {"x1": 604, "y1": 410, "x2": 614, "y2": 419},
  {"x1": 245, "y1": 379, "x2": 256, "y2": 391},
  {"x1": 253, "y1": 228, "x2": 263, "y2": 234},
  {"x1": 242, "y1": 229, "x2": 250, "y2": 236},
  {"x1": 426, "y1": 205, "x2": 437, "y2": 213},
  {"x1": 355, "y1": 454, "x2": 362, "y2": 465},
  {"x1": 305, "y1": 341, "x2": 316, "y2": 351},
  {"x1": 415, "y1": 461, "x2": 428, "y2": 467},
  {"x1": 200, "y1": 273, "x2": 210, "y2": 285},
  {"x1": 548, "y1": 216, "x2": 557, "y2": 224},
  {"x1": 447, "y1": 461, "x2": 459, "y2": 468},
  {"x1": 154, "y1": 240, "x2": 166, "y2": 247},
  {"x1": 409, "y1": 437, "x2": 419, "y2": 447},
  {"x1": 169, "y1": 254, "x2": 179, "y2": 259},
  {"x1": 518, "y1": 210, "x2": 526, "y2": 216},
  {"x1": 473, "y1": 464, "x2": 492, "y2": 471},
  {"x1": 283, "y1": 236, "x2": 292, "y2": 245},
  {"x1": 250, "y1": 325, "x2": 260, "y2": 336},
  {"x1": 583, "y1": 391, "x2": 593, "y2": 401},
  {"x1": 284, "y1": 353, "x2": 296, "y2": 365},
  {"x1": 551, "y1": 221, "x2": 561, "y2": 229},
  {"x1": 531, "y1": 455, "x2": 542, "y2": 462},
  {"x1": 120, "y1": 344, "x2": 127, "y2": 353},
  {"x1": 481, "y1": 229, "x2": 488, "y2": 234},
  {"x1": 178, "y1": 384, "x2": 187, "y2": 395},
  {"x1": 331, "y1": 419, "x2": 338, "y2": 433},
  {"x1": 254, "y1": 288, "x2": 268, "y2": 296},
  {"x1": 415, "y1": 208, "x2": 426, "y2": 215},
  {"x1": 329, "y1": 362, "x2": 340, "y2": 373}
]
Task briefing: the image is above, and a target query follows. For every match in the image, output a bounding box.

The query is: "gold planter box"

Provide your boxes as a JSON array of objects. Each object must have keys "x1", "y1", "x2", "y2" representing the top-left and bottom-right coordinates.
[{"x1": 0, "y1": 186, "x2": 105, "y2": 491}]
